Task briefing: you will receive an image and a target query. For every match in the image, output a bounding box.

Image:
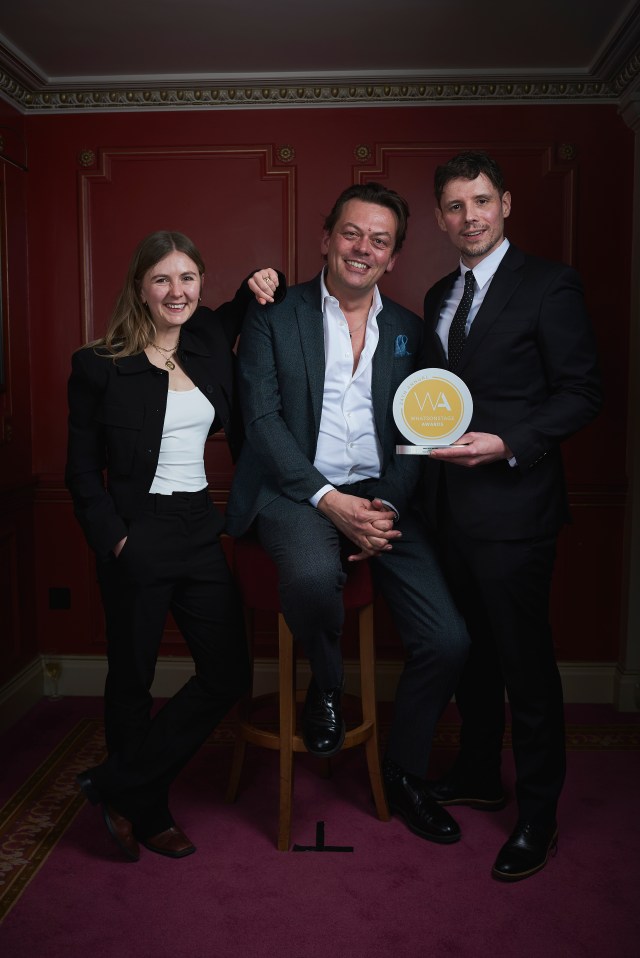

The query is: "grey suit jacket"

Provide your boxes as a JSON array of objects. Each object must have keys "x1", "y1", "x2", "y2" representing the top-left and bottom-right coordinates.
[{"x1": 226, "y1": 273, "x2": 423, "y2": 536}]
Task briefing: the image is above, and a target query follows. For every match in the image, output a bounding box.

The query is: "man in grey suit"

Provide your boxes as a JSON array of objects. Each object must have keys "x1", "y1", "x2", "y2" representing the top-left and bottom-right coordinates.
[{"x1": 226, "y1": 182, "x2": 469, "y2": 844}]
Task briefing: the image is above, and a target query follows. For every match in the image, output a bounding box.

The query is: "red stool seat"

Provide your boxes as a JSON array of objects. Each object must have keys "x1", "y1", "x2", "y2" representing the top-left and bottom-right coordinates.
[{"x1": 226, "y1": 536, "x2": 390, "y2": 850}]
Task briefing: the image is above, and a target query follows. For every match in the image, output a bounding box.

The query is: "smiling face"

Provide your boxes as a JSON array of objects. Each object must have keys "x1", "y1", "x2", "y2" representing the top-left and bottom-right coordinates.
[
  {"x1": 321, "y1": 199, "x2": 398, "y2": 303},
  {"x1": 139, "y1": 250, "x2": 202, "y2": 337},
  {"x1": 435, "y1": 173, "x2": 511, "y2": 267}
]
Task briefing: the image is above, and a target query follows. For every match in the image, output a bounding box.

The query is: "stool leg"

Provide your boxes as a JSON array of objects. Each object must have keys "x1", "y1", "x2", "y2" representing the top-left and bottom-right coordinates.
[
  {"x1": 277, "y1": 615, "x2": 295, "y2": 851},
  {"x1": 359, "y1": 603, "x2": 390, "y2": 822}
]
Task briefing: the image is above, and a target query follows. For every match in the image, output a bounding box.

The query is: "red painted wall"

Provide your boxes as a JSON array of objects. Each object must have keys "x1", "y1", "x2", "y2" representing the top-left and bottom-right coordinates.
[
  {"x1": 0, "y1": 102, "x2": 632, "y2": 679},
  {"x1": 0, "y1": 100, "x2": 37, "y2": 684}
]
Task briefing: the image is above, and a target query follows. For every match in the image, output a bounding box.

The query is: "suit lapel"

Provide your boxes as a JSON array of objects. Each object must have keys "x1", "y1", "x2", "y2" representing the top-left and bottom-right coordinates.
[
  {"x1": 297, "y1": 281, "x2": 326, "y2": 433},
  {"x1": 372, "y1": 307, "x2": 396, "y2": 449},
  {"x1": 457, "y1": 245, "x2": 524, "y2": 373},
  {"x1": 429, "y1": 271, "x2": 458, "y2": 332},
  {"x1": 179, "y1": 326, "x2": 229, "y2": 421}
]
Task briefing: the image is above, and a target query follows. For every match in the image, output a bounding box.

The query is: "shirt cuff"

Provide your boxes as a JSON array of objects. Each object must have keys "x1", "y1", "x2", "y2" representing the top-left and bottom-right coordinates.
[{"x1": 310, "y1": 484, "x2": 335, "y2": 508}]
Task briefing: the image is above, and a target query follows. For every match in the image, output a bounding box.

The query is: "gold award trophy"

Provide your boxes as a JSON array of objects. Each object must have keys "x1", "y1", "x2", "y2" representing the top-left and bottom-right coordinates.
[{"x1": 393, "y1": 368, "x2": 473, "y2": 454}]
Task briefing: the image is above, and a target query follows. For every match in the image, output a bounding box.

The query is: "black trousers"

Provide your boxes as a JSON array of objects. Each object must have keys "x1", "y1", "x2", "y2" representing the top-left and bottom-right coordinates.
[
  {"x1": 92, "y1": 490, "x2": 249, "y2": 838},
  {"x1": 441, "y1": 518, "x2": 565, "y2": 826}
]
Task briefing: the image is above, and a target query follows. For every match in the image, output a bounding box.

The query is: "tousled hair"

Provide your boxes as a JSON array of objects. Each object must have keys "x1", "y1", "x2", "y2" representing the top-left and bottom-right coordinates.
[{"x1": 323, "y1": 182, "x2": 410, "y2": 253}]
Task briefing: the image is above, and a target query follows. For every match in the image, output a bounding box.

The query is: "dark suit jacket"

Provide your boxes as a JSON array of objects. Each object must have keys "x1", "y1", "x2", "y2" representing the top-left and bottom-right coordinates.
[
  {"x1": 420, "y1": 244, "x2": 602, "y2": 540},
  {"x1": 226, "y1": 273, "x2": 423, "y2": 536},
  {"x1": 66, "y1": 285, "x2": 254, "y2": 559}
]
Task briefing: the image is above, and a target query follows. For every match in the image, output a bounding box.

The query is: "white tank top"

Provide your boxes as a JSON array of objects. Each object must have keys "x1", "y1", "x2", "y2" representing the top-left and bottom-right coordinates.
[{"x1": 148, "y1": 387, "x2": 214, "y2": 494}]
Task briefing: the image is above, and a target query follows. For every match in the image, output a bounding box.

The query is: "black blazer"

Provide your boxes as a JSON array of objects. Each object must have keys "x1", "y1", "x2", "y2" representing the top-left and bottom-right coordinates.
[
  {"x1": 66, "y1": 283, "x2": 254, "y2": 559},
  {"x1": 420, "y1": 244, "x2": 602, "y2": 540}
]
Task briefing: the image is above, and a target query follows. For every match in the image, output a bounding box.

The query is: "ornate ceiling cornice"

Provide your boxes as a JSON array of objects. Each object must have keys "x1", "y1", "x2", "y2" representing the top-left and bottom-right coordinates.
[
  {"x1": 0, "y1": 9, "x2": 638, "y2": 115},
  {"x1": 0, "y1": 72, "x2": 634, "y2": 113}
]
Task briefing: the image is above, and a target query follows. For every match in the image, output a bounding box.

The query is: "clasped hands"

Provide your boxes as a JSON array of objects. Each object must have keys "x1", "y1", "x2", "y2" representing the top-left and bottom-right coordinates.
[{"x1": 317, "y1": 490, "x2": 401, "y2": 562}]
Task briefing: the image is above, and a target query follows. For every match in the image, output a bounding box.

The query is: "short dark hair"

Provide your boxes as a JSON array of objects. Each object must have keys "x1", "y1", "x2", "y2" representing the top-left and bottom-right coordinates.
[
  {"x1": 434, "y1": 151, "x2": 506, "y2": 205},
  {"x1": 323, "y1": 182, "x2": 410, "y2": 253}
]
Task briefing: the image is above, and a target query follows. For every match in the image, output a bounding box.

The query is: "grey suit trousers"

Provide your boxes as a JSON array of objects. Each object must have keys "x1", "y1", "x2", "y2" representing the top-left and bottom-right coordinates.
[{"x1": 256, "y1": 483, "x2": 469, "y2": 778}]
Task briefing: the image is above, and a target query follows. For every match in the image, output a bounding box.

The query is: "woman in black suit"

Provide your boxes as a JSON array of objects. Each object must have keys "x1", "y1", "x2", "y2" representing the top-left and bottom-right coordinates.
[{"x1": 66, "y1": 230, "x2": 281, "y2": 861}]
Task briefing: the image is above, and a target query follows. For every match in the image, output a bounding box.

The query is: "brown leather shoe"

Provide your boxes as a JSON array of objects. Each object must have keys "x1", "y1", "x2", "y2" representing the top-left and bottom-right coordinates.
[
  {"x1": 141, "y1": 825, "x2": 196, "y2": 859},
  {"x1": 102, "y1": 805, "x2": 140, "y2": 862}
]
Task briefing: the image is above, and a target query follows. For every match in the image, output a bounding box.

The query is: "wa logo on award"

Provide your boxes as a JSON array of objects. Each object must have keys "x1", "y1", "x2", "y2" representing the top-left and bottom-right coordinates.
[{"x1": 393, "y1": 368, "x2": 473, "y2": 454}]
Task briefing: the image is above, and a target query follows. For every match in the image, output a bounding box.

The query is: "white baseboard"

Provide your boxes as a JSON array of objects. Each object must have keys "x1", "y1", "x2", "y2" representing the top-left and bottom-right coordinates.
[{"x1": 1, "y1": 655, "x2": 636, "y2": 732}]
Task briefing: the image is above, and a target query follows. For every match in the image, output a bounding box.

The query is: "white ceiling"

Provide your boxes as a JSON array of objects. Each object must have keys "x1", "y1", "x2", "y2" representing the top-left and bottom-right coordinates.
[{"x1": 0, "y1": 0, "x2": 639, "y2": 111}]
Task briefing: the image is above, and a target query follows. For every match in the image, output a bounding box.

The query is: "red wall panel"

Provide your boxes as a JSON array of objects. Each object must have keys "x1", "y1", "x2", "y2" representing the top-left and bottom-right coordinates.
[
  {"x1": 0, "y1": 102, "x2": 631, "y2": 673},
  {"x1": 78, "y1": 145, "x2": 295, "y2": 341}
]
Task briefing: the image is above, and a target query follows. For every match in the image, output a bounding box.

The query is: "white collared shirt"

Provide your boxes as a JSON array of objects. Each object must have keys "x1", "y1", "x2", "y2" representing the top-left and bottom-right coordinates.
[
  {"x1": 310, "y1": 271, "x2": 384, "y2": 506},
  {"x1": 436, "y1": 238, "x2": 510, "y2": 357}
]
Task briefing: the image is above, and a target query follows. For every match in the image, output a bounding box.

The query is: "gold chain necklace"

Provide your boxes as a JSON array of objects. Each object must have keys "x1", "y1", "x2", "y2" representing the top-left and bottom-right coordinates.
[{"x1": 151, "y1": 339, "x2": 180, "y2": 370}]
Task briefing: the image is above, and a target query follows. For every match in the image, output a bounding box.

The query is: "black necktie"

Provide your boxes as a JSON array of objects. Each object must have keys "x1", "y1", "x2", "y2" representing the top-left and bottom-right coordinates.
[{"x1": 448, "y1": 270, "x2": 474, "y2": 371}]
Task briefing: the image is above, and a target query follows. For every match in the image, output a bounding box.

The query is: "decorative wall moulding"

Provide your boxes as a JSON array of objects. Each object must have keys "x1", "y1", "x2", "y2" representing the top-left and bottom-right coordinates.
[
  {"x1": 0, "y1": 74, "x2": 634, "y2": 114},
  {"x1": 77, "y1": 145, "x2": 297, "y2": 342},
  {"x1": 354, "y1": 145, "x2": 372, "y2": 162},
  {"x1": 558, "y1": 143, "x2": 577, "y2": 162},
  {"x1": 276, "y1": 145, "x2": 295, "y2": 163},
  {"x1": 77, "y1": 148, "x2": 96, "y2": 168}
]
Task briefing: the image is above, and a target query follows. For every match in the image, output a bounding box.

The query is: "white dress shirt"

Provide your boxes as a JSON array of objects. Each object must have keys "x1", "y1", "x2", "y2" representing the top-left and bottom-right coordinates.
[{"x1": 310, "y1": 271, "x2": 384, "y2": 507}]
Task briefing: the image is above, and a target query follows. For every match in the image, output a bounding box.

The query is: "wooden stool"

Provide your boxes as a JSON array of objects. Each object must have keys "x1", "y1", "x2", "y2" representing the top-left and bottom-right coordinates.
[{"x1": 226, "y1": 537, "x2": 390, "y2": 850}]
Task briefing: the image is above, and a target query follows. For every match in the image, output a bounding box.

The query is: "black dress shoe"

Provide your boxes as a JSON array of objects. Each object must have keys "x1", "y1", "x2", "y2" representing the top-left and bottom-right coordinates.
[
  {"x1": 302, "y1": 680, "x2": 345, "y2": 758},
  {"x1": 384, "y1": 762, "x2": 461, "y2": 844},
  {"x1": 427, "y1": 772, "x2": 506, "y2": 811},
  {"x1": 492, "y1": 821, "x2": 558, "y2": 882}
]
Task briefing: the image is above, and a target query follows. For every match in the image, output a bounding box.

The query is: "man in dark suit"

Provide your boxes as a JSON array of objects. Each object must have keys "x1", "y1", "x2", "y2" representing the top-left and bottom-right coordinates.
[
  {"x1": 227, "y1": 182, "x2": 469, "y2": 844},
  {"x1": 421, "y1": 151, "x2": 602, "y2": 880}
]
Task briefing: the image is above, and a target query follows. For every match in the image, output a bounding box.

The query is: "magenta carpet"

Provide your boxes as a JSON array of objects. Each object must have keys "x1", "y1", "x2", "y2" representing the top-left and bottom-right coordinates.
[{"x1": 1, "y1": 698, "x2": 639, "y2": 958}]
